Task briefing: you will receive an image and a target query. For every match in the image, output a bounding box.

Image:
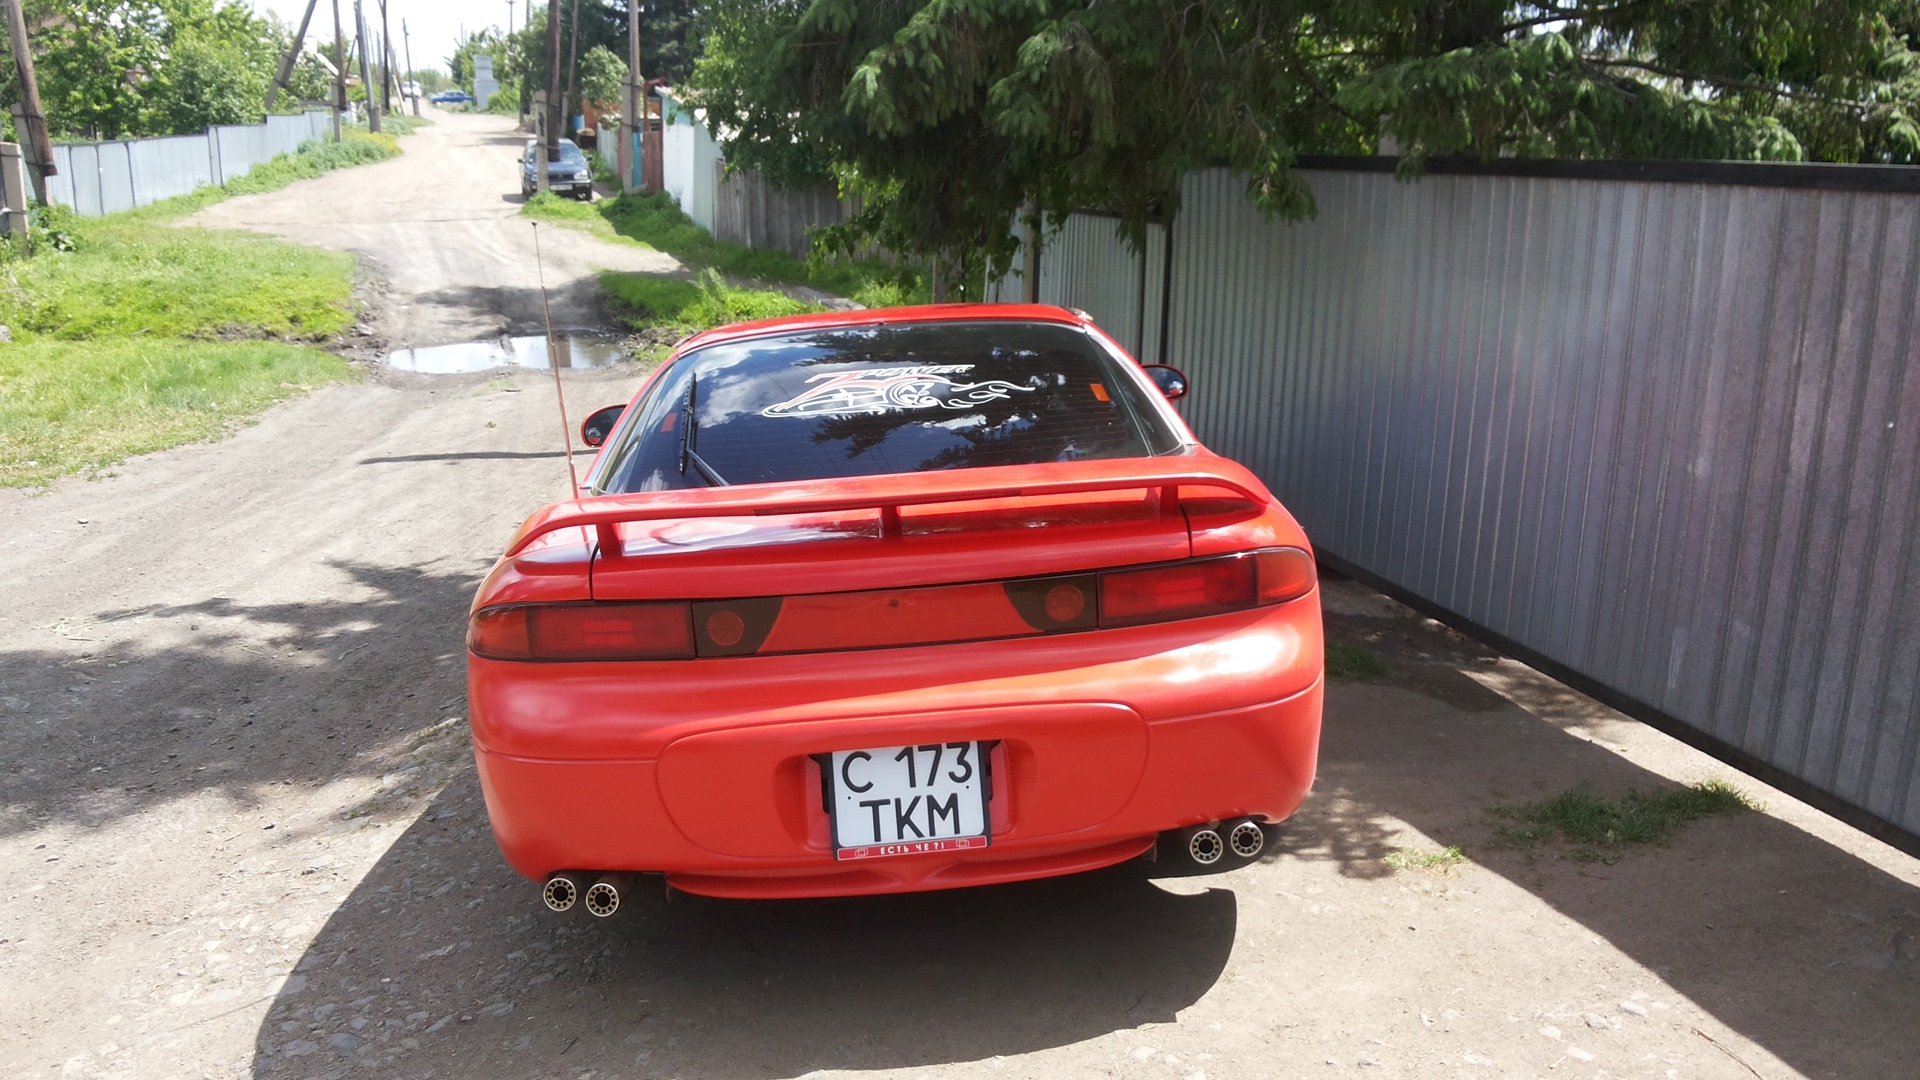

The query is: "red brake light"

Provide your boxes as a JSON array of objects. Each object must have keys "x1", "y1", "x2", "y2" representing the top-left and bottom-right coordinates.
[
  {"x1": 469, "y1": 602, "x2": 694, "y2": 661},
  {"x1": 1098, "y1": 548, "x2": 1314, "y2": 628},
  {"x1": 1100, "y1": 556, "x2": 1256, "y2": 627}
]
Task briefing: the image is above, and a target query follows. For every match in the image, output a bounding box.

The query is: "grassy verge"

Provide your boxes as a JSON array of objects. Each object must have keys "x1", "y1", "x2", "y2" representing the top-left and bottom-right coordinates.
[
  {"x1": 0, "y1": 339, "x2": 350, "y2": 487},
  {"x1": 521, "y1": 190, "x2": 926, "y2": 309},
  {"x1": 599, "y1": 268, "x2": 821, "y2": 362},
  {"x1": 2, "y1": 215, "x2": 356, "y2": 340},
  {"x1": 0, "y1": 128, "x2": 407, "y2": 487},
  {"x1": 1489, "y1": 780, "x2": 1757, "y2": 863}
]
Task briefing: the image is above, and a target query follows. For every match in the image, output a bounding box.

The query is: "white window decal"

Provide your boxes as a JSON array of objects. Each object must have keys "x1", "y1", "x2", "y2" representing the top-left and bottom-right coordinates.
[{"x1": 760, "y1": 365, "x2": 1038, "y2": 418}]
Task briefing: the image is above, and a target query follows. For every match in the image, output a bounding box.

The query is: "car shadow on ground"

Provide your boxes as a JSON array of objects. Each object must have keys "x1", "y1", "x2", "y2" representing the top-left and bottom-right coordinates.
[
  {"x1": 1285, "y1": 602, "x2": 1920, "y2": 1077},
  {"x1": 248, "y1": 771, "x2": 1238, "y2": 1078}
]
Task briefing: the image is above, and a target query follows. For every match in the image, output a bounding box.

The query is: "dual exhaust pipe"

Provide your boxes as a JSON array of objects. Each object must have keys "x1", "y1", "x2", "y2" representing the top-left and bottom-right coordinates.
[
  {"x1": 543, "y1": 821, "x2": 1265, "y2": 909},
  {"x1": 542, "y1": 872, "x2": 635, "y2": 916},
  {"x1": 1175, "y1": 818, "x2": 1266, "y2": 866}
]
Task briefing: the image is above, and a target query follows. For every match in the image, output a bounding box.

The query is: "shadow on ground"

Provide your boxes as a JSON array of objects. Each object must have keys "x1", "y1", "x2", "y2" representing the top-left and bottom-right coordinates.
[
  {"x1": 0, "y1": 560, "x2": 480, "y2": 838},
  {"x1": 249, "y1": 772, "x2": 1236, "y2": 1077},
  {"x1": 210, "y1": 576, "x2": 1917, "y2": 1080},
  {"x1": 407, "y1": 281, "x2": 614, "y2": 339},
  {"x1": 1294, "y1": 601, "x2": 1920, "y2": 1077}
]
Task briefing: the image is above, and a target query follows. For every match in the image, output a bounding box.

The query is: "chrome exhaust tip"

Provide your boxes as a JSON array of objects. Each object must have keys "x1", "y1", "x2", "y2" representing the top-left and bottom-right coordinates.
[
  {"x1": 584, "y1": 873, "x2": 634, "y2": 917},
  {"x1": 1181, "y1": 824, "x2": 1225, "y2": 866},
  {"x1": 1228, "y1": 818, "x2": 1266, "y2": 859},
  {"x1": 542, "y1": 873, "x2": 579, "y2": 912}
]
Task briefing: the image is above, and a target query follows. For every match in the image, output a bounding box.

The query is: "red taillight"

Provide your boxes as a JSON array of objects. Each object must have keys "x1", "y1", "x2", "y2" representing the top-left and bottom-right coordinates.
[
  {"x1": 471, "y1": 549, "x2": 1313, "y2": 660},
  {"x1": 468, "y1": 602, "x2": 694, "y2": 661},
  {"x1": 1098, "y1": 548, "x2": 1314, "y2": 628},
  {"x1": 1255, "y1": 547, "x2": 1317, "y2": 604}
]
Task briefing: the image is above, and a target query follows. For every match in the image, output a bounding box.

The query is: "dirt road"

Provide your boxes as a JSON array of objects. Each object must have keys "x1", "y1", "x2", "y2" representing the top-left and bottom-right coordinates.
[
  {"x1": 3, "y1": 109, "x2": 1918, "y2": 1080},
  {"x1": 188, "y1": 109, "x2": 680, "y2": 350}
]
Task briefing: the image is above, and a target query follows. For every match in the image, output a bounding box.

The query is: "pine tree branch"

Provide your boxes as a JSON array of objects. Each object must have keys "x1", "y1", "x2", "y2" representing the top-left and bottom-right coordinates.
[{"x1": 1585, "y1": 57, "x2": 1875, "y2": 110}]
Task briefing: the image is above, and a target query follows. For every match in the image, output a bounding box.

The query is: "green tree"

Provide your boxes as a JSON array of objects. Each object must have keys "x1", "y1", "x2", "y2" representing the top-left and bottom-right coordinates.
[
  {"x1": 147, "y1": 0, "x2": 282, "y2": 131},
  {"x1": 0, "y1": 0, "x2": 293, "y2": 138},
  {"x1": 688, "y1": 0, "x2": 1920, "y2": 281},
  {"x1": 491, "y1": 2, "x2": 694, "y2": 120},
  {"x1": 10, "y1": 0, "x2": 169, "y2": 139},
  {"x1": 577, "y1": 45, "x2": 628, "y2": 107}
]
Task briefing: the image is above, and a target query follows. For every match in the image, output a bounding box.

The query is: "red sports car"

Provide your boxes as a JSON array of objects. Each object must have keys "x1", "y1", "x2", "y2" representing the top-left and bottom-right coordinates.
[{"x1": 467, "y1": 304, "x2": 1323, "y2": 913}]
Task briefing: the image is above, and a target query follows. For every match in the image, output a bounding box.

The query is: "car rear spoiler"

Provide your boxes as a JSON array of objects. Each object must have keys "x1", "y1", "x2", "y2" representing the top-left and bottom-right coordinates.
[{"x1": 505, "y1": 458, "x2": 1273, "y2": 559}]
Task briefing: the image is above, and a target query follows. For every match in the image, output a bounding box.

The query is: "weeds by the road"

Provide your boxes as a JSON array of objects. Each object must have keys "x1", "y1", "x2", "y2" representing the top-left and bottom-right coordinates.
[
  {"x1": 522, "y1": 190, "x2": 926, "y2": 309},
  {"x1": 1327, "y1": 641, "x2": 1391, "y2": 682},
  {"x1": 600, "y1": 269, "x2": 820, "y2": 361},
  {"x1": 1384, "y1": 846, "x2": 1467, "y2": 871},
  {"x1": 1489, "y1": 780, "x2": 1757, "y2": 863},
  {"x1": 0, "y1": 126, "x2": 407, "y2": 487}
]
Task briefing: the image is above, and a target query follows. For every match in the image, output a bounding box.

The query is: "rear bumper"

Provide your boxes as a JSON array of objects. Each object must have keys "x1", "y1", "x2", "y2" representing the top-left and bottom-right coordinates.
[{"x1": 471, "y1": 678, "x2": 1322, "y2": 899}]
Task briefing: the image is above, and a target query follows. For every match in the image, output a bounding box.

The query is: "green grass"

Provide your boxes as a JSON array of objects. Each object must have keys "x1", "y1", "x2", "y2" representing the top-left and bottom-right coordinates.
[
  {"x1": 0, "y1": 338, "x2": 351, "y2": 487},
  {"x1": 0, "y1": 213, "x2": 356, "y2": 339},
  {"x1": 521, "y1": 189, "x2": 925, "y2": 309},
  {"x1": 1326, "y1": 641, "x2": 1391, "y2": 682},
  {"x1": 599, "y1": 268, "x2": 821, "y2": 361},
  {"x1": 0, "y1": 126, "x2": 405, "y2": 487},
  {"x1": 1489, "y1": 780, "x2": 1757, "y2": 862},
  {"x1": 1384, "y1": 846, "x2": 1467, "y2": 871}
]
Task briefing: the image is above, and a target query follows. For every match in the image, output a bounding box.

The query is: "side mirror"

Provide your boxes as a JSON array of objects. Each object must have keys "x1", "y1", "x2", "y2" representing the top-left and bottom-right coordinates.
[
  {"x1": 580, "y1": 404, "x2": 625, "y2": 448},
  {"x1": 1142, "y1": 364, "x2": 1189, "y2": 401}
]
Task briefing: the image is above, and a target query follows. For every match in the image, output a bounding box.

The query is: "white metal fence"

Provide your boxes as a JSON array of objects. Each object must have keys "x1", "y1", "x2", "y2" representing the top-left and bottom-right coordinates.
[{"x1": 46, "y1": 111, "x2": 333, "y2": 216}]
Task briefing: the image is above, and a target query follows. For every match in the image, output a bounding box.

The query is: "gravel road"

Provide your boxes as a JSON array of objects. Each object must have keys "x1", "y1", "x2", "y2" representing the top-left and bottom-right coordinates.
[
  {"x1": 188, "y1": 109, "x2": 680, "y2": 350},
  {"x1": 2, "y1": 108, "x2": 1917, "y2": 1080}
]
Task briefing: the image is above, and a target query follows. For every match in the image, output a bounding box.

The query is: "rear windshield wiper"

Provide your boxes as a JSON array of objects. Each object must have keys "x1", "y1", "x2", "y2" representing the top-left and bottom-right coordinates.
[{"x1": 677, "y1": 373, "x2": 729, "y2": 487}]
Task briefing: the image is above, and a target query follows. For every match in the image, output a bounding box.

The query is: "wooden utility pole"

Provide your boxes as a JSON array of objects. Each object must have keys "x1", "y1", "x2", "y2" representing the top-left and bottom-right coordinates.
[
  {"x1": 265, "y1": 0, "x2": 320, "y2": 111},
  {"x1": 403, "y1": 19, "x2": 420, "y2": 117},
  {"x1": 622, "y1": 0, "x2": 639, "y2": 193},
  {"x1": 354, "y1": 0, "x2": 381, "y2": 132},
  {"x1": 330, "y1": 0, "x2": 347, "y2": 141},
  {"x1": 562, "y1": 0, "x2": 581, "y2": 131},
  {"x1": 377, "y1": 0, "x2": 394, "y2": 117},
  {"x1": 3, "y1": 0, "x2": 56, "y2": 205},
  {"x1": 544, "y1": 0, "x2": 561, "y2": 166}
]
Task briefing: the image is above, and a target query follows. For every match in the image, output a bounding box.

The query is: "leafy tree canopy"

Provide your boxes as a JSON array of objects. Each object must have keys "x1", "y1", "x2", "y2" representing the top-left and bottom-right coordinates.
[
  {"x1": 0, "y1": 0, "x2": 291, "y2": 140},
  {"x1": 687, "y1": 0, "x2": 1920, "y2": 276},
  {"x1": 483, "y1": 0, "x2": 697, "y2": 115}
]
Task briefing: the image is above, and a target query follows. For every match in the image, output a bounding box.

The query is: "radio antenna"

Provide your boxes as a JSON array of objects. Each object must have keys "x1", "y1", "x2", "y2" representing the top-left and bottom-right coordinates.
[{"x1": 530, "y1": 222, "x2": 580, "y2": 494}]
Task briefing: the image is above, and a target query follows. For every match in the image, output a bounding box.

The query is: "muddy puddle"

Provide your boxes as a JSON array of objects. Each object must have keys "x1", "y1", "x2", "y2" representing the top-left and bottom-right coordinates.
[{"x1": 385, "y1": 332, "x2": 627, "y2": 373}]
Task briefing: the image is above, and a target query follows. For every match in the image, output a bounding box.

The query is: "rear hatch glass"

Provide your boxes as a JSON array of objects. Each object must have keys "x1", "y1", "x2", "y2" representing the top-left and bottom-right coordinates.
[{"x1": 594, "y1": 320, "x2": 1185, "y2": 492}]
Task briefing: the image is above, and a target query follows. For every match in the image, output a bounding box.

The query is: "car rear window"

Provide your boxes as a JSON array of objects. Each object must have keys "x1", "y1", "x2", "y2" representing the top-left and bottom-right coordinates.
[{"x1": 594, "y1": 320, "x2": 1186, "y2": 492}]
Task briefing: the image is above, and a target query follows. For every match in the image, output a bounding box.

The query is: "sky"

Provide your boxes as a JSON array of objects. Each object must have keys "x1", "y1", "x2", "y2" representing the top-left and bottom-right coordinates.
[{"x1": 245, "y1": 0, "x2": 518, "y2": 76}]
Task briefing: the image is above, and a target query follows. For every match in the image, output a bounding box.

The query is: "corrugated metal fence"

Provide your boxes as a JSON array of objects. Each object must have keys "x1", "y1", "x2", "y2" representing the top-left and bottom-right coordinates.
[
  {"x1": 1010, "y1": 162, "x2": 1920, "y2": 846},
  {"x1": 48, "y1": 112, "x2": 332, "y2": 216}
]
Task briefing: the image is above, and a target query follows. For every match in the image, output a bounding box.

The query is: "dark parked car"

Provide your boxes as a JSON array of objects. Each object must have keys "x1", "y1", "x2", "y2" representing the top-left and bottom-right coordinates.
[
  {"x1": 520, "y1": 138, "x2": 593, "y2": 200},
  {"x1": 430, "y1": 89, "x2": 472, "y2": 104}
]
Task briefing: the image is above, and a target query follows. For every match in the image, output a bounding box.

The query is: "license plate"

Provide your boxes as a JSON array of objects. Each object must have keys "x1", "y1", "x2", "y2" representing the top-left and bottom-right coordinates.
[{"x1": 826, "y1": 742, "x2": 990, "y2": 860}]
